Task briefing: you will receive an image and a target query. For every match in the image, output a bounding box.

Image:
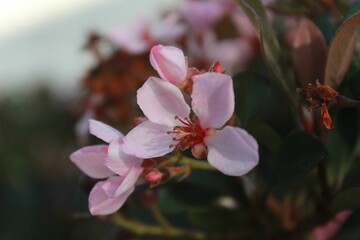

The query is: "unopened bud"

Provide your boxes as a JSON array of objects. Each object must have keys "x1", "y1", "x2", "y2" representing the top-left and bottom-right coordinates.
[
  {"x1": 144, "y1": 169, "x2": 163, "y2": 184},
  {"x1": 209, "y1": 61, "x2": 226, "y2": 73},
  {"x1": 192, "y1": 143, "x2": 207, "y2": 159},
  {"x1": 150, "y1": 44, "x2": 187, "y2": 85}
]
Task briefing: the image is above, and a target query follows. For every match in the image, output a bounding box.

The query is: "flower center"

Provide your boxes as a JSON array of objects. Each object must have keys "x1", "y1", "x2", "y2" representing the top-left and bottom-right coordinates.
[{"x1": 166, "y1": 116, "x2": 205, "y2": 150}]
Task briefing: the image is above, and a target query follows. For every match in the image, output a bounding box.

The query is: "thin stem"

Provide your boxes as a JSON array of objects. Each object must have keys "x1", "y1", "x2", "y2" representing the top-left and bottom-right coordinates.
[
  {"x1": 176, "y1": 156, "x2": 216, "y2": 171},
  {"x1": 110, "y1": 213, "x2": 206, "y2": 239},
  {"x1": 335, "y1": 95, "x2": 360, "y2": 109},
  {"x1": 149, "y1": 205, "x2": 173, "y2": 230}
]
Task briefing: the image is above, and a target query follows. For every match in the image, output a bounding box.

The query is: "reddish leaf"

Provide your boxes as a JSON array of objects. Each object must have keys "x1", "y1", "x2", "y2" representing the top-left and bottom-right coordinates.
[
  {"x1": 292, "y1": 18, "x2": 327, "y2": 85},
  {"x1": 324, "y1": 11, "x2": 360, "y2": 88}
]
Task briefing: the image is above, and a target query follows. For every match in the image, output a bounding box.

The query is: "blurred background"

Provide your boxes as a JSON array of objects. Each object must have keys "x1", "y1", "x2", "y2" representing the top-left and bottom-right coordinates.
[{"x1": 0, "y1": 1, "x2": 176, "y2": 239}]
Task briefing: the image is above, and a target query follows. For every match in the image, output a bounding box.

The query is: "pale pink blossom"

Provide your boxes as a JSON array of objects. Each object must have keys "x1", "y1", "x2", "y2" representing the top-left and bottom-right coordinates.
[
  {"x1": 182, "y1": 0, "x2": 231, "y2": 30},
  {"x1": 182, "y1": 0, "x2": 239, "y2": 32},
  {"x1": 201, "y1": 31, "x2": 255, "y2": 71},
  {"x1": 107, "y1": 17, "x2": 153, "y2": 54},
  {"x1": 122, "y1": 73, "x2": 259, "y2": 176},
  {"x1": 151, "y1": 12, "x2": 187, "y2": 43},
  {"x1": 70, "y1": 120, "x2": 143, "y2": 215},
  {"x1": 107, "y1": 14, "x2": 186, "y2": 54}
]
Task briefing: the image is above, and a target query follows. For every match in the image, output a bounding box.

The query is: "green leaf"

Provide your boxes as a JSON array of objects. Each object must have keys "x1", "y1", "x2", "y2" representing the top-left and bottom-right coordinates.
[
  {"x1": 233, "y1": 71, "x2": 269, "y2": 128},
  {"x1": 324, "y1": 11, "x2": 360, "y2": 88},
  {"x1": 236, "y1": 0, "x2": 294, "y2": 98},
  {"x1": 292, "y1": 18, "x2": 327, "y2": 85},
  {"x1": 247, "y1": 121, "x2": 282, "y2": 154},
  {"x1": 346, "y1": 1, "x2": 360, "y2": 18},
  {"x1": 274, "y1": 131, "x2": 327, "y2": 188},
  {"x1": 331, "y1": 187, "x2": 360, "y2": 211}
]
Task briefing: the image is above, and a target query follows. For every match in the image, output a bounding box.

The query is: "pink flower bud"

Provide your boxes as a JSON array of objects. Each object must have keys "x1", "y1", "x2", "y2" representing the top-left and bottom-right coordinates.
[
  {"x1": 150, "y1": 44, "x2": 188, "y2": 85},
  {"x1": 144, "y1": 169, "x2": 163, "y2": 184},
  {"x1": 192, "y1": 143, "x2": 207, "y2": 159},
  {"x1": 209, "y1": 61, "x2": 226, "y2": 73}
]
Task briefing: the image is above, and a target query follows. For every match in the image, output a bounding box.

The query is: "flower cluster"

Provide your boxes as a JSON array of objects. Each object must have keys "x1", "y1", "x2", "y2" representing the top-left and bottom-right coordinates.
[
  {"x1": 107, "y1": 0, "x2": 258, "y2": 72},
  {"x1": 75, "y1": 0, "x2": 261, "y2": 142},
  {"x1": 70, "y1": 45, "x2": 259, "y2": 215}
]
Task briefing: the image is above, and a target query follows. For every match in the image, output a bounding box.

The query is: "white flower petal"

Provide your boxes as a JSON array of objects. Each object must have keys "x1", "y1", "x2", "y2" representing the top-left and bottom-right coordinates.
[
  {"x1": 205, "y1": 126, "x2": 259, "y2": 176},
  {"x1": 89, "y1": 177, "x2": 134, "y2": 216},
  {"x1": 89, "y1": 120, "x2": 123, "y2": 143},
  {"x1": 192, "y1": 73, "x2": 234, "y2": 129},
  {"x1": 137, "y1": 77, "x2": 190, "y2": 126},
  {"x1": 106, "y1": 138, "x2": 143, "y2": 176},
  {"x1": 122, "y1": 121, "x2": 176, "y2": 158},
  {"x1": 70, "y1": 145, "x2": 113, "y2": 179}
]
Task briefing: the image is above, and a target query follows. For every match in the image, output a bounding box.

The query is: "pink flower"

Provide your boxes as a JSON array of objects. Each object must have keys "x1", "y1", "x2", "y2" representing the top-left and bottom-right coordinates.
[
  {"x1": 70, "y1": 120, "x2": 143, "y2": 215},
  {"x1": 311, "y1": 210, "x2": 352, "y2": 240},
  {"x1": 122, "y1": 73, "x2": 259, "y2": 176},
  {"x1": 107, "y1": 17, "x2": 153, "y2": 54},
  {"x1": 107, "y1": 14, "x2": 186, "y2": 54},
  {"x1": 151, "y1": 12, "x2": 187, "y2": 43},
  {"x1": 150, "y1": 44, "x2": 188, "y2": 86},
  {"x1": 182, "y1": 0, "x2": 228, "y2": 30},
  {"x1": 201, "y1": 31, "x2": 255, "y2": 71}
]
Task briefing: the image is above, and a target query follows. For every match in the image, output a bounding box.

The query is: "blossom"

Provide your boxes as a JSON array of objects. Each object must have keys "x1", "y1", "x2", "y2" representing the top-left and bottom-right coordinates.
[
  {"x1": 182, "y1": 0, "x2": 227, "y2": 31},
  {"x1": 107, "y1": 14, "x2": 186, "y2": 54},
  {"x1": 70, "y1": 120, "x2": 143, "y2": 215},
  {"x1": 107, "y1": 17, "x2": 153, "y2": 54},
  {"x1": 122, "y1": 73, "x2": 259, "y2": 176}
]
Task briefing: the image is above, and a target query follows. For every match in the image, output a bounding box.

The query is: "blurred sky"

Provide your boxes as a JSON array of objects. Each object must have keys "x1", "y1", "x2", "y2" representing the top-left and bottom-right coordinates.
[{"x1": 0, "y1": 0, "x2": 177, "y2": 95}]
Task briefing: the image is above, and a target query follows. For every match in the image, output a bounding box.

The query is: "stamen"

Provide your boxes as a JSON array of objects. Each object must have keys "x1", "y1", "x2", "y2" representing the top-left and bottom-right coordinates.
[
  {"x1": 174, "y1": 116, "x2": 192, "y2": 127},
  {"x1": 167, "y1": 116, "x2": 206, "y2": 150}
]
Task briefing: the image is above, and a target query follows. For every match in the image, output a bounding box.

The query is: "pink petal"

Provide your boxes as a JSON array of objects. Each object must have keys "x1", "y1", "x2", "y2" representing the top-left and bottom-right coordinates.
[
  {"x1": 122, "y1": 121, "x2": 176, "y2": 158},
  {"x1": 70, "y1": 145, "x2": 113, "y2": 179},
  {"x1": 137, "y1": 77, "x2": 190, "y2": 126},
  {"x1": 205, "y1": 126, "x2": 259, "y2": 176},
  {"x1": 203, "y1": 33, "x2": 254, "y2": 71},
  {"x1": 89, "y1": 177, "x2": 134, "y2": 216},
  {"x1": 151, "y1": 13, "x2": 187, "y2": 43},
  {"x1": 231, "y1": 14, "x2": 257, "y2": 39},
  {"x1": 192, "y1": 73, "x2": 234, "y2": 129},
  {"x1": 106, "y1": 17, "x2": 152, "y2": 54},
  {"x1": 150, "y1": 45, "x2": 187, "y2": 85},
  {"x1": 183, "y1": 0, "x2": 225, "y2": 30},
  {"x1": 100, "y1": 175, "x2": 123, "y2": 197},
  {"x1": 89, "y1": 120, "x2": 123, "y2": 143},
  {"x1": 106, "y1": 138, "x2": 143, "y2": 176},
  {"x1": 114, "y1": 167, "x2": 143, "y2": 197}
]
